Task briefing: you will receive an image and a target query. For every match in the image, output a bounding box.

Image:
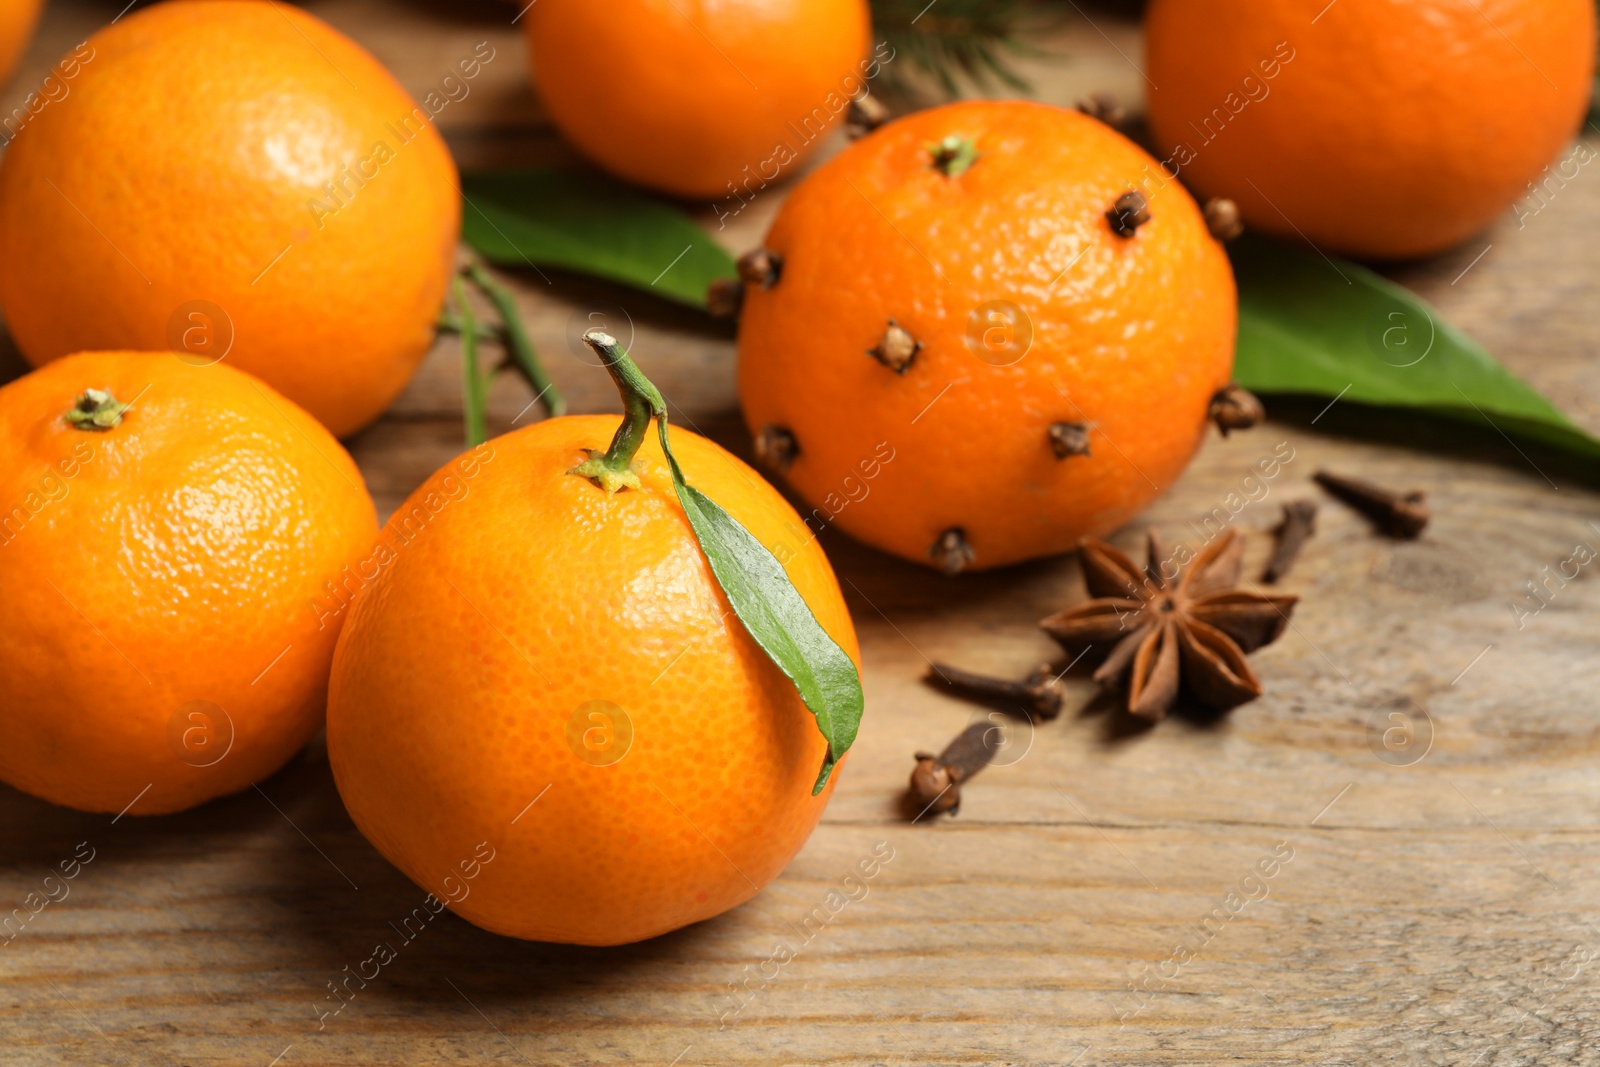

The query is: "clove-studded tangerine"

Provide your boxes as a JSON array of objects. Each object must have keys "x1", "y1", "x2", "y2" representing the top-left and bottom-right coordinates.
[
  {"x1": 327, "y1": 333, "x2": 860, "y2": 945},
  {"x1": 736, "y1": 100, "x2": 1240, "y2": 571}
]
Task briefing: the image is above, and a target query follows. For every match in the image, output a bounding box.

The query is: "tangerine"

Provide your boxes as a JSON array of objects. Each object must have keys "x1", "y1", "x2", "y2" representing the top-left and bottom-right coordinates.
[
  {"x1": 525, "y1": 0, "x2": 876, "y2": 200},
  {"x1": 0, "y1": 1, "x2": 460, "y2": 438},
  {"x1": 326, "y1": 341, "x2": 859, "y2": 945},
  {"x1": 0, "y1": 0, "x2": 41, "y2": 88},
  {"x1": 0, "y1": 352, "x2": 377, "y2": 815},
  {"x1": 736, "y1": 100, "x2": 1239, "y2": 572},
  {"x1": 1145, "y1": 0, "x2": 1597, "y2": 260}
]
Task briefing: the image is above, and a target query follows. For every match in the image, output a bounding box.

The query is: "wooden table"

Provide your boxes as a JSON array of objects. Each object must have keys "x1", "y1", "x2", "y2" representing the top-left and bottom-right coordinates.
[{"x1": 5, "y1": 3, "x2": 1600, "y2": 1064}]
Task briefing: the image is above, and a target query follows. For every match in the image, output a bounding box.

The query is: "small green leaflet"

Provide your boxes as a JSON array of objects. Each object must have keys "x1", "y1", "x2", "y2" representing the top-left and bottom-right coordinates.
[
  {"x1": 656, "y1": 425, "x2": 863, "y2": 795},
  {"x1": 460, "y1": 168, "x2": 736, "y2": 309},
  {"x1": 1230, "y1": 234, "x2": 1600, "y2": 462}
]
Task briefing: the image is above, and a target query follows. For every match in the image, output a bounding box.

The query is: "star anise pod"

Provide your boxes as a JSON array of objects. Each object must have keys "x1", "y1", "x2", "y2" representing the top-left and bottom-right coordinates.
[{"x1": 1039, "y1": 528, "x2": 1297, "y2": 720}]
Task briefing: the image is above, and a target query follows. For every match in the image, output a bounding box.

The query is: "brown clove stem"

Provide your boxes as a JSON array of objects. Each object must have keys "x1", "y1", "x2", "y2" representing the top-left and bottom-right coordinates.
[
  {"x1": 1263, "y1": 499, "x2": 1318, "y2": 582},
  {"x1": 909, "y1": 721, "x2": 1002, "y2": 817},
  {"x1": 926, "y1": 661, "x2": 1064, "y2": 720},
  {"x1": 846, "y1": 93, "x2": 889, "y2": 138},
  {"x1": 1313, "y1": 470, "x2": 1429, "y2": 539}
]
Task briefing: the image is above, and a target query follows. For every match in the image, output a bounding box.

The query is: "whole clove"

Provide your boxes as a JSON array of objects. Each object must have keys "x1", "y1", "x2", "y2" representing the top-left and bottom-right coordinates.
[
  {"x1": 1075, "y1": 91, "x2": 1127, "y2": 127},
  {"x1": 908, "y1": 721, "x2": 1003, "y2": 817},
  {"x1": 736, "y1": 247, "x2": 782, "y2": 290},
  {"x1": 1263, "y1": 499, "x2": 1318, "y2": 582},
  {"x1": 1313, "y1": 470, "x2": 1429, "y2": 539},
  {"x1": 929, "y1": 528, "x2": 975, "y2": 574},
  {"x1": 1107, "y1": 190, "x2": 1151, "y2": 237},
  {"x1": 754, "y1": 424, "x2": 798, "y2": 472},
  {"x1": 1203, "y1": 197, "x2": 1244, "y2": 241},
  {"x1": 869, "y1": 318, "x2": 922, "y2": 374},
  {"x1": 705, "y1": 277, "x2": 743, "y2": 319},
  {"x1": 1209, "y1": 383, "x2": 1265, "y2": 436},
  {"x1": 1049, "y1": 421, "x2": 1092, "y2": 459},
  {"x1": 925, "y1": 661, "x2": 1064, "y2": 720}
]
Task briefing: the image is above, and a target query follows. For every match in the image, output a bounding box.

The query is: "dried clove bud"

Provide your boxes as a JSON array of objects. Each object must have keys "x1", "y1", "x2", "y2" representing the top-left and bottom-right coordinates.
[
  {"x1": 1263, "y1": 499, "x2": 1317, "y2": 582},
  {"x1": 868, "y1": 318, "x2": 922, "y2": 373},
  {"x1": 926, "y1": 661, "x2": 1065, "y2": 720},
  {"x1": 705, "y1": 276, "x2": 743, "y2": 319},
  {"x1": 753, "y1": 424, "x2": 798, "y2": 472},
  {"x1": 1209, "y1": 383, "x2": 1264, "y2": 435},
  {"x1": 929, "y1": 527, "x2": 975, "y2": 575},
  {"x1": 846, "y1": 93, "x2": 889, "y2": 138},
  {"x1": 909, "y1": 721, "x2": 1002, "y2": 817},
  {"x1": 1203, "y1": 197, "x2": 1244, "y2": 241},
  {"x1": 736, "y1": 247, "x2": 782, "y2": 290},
  {"x1": 1075, "y1": 91, "x2": 1126, "y2": 127},
  {"x1": 1048, "y1": 421, "x2": 1092, "y2": 459},
  {"x1": 1107, "y1": 191, "x2": 1151, "y2": 237},
  {"x1": 1313, "y1": 470, "x2": 1429, "y2": 539}
]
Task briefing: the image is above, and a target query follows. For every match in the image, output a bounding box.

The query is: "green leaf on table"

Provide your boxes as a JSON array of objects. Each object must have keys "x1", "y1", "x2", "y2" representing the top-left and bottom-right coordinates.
[
  {"x1": 1230, "y1": 233, "x2": 1600, "y2": 462},
  {"x1": 659, "y1": 428, "x2": 863, "y2": 795},
  {"x1": 460, "y1": 168, "x2": 735, "y2": 309}
]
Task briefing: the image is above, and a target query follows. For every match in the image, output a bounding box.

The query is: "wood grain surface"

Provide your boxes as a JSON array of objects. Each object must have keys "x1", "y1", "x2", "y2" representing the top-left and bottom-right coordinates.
[{"x1": 4, "y1": 3, "x2": 1600, "y2": 1065}]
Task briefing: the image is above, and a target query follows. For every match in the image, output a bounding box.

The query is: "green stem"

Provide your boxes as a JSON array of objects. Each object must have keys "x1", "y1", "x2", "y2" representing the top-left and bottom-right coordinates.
[
  {"x1": 467, "y1": 264, "x2": 565, "y2": 419},
  {"x1": 568, "y1": 331, "x2": 669, "y2": 493},
  {"x1": 453, "y1": 276, "x2": 488, "y2": 448},
  {"x1": 568, "y1": 328, "x2": 864, "y2": 793},
  {"x1": 438, "y1": 309, "x2": 507, "y2": 344},
  {"x1": 65, "y1": 388, "x2": 130, "y2": 431}
]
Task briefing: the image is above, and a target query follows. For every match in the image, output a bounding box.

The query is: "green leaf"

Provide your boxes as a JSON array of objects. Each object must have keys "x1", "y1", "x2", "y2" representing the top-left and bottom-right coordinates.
[
  {"x1": 662, "y1": 432, "x2": 863, "y2": 794},
  {"x1": 1230, "y1": 233, "x2": 1600, "y2": 462},
  {"x1": 460, "y1": 168, "x2": 735, "y2": 309}
]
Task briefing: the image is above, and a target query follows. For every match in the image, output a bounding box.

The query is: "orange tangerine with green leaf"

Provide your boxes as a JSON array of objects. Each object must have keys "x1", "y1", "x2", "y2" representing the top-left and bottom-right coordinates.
[{"x1": 327, "y1": 331, "x2": 862, "y2": 945}]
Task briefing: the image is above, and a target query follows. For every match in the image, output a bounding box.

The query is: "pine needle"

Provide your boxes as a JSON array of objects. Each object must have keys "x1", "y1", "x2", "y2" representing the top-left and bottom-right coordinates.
[{"x1": 871, "y1": 0, "x2": 1037, "y2": 99}]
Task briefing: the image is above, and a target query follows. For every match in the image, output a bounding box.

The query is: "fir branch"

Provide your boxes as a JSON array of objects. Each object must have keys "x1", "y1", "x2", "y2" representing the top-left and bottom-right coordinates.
[{"x1": 871, "y1": 0, "x2": 1036, "y2": 99}]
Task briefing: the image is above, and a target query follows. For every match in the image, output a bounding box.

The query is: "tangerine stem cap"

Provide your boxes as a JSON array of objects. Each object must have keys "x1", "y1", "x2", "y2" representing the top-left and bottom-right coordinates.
[{"x1": 568, "y1": 330, "x2": 669, "y2": 493}]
